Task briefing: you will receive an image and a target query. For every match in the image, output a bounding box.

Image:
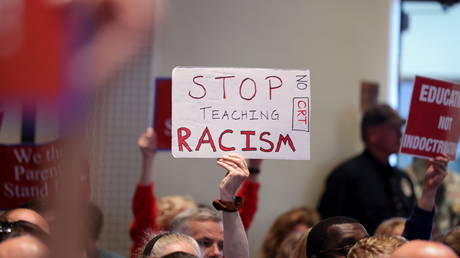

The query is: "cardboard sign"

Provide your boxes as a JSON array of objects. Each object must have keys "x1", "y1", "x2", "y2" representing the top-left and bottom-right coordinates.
[
  {"x1": 401, "y1": 76, "x2": 460, "y2": 159},
  {"x1": 153, "y1": 78, "x2": 172, "y2": 150},
  {"x1": 172, "y1": 67, "x2": 311, "y2": 160},
  {"x1": 0, "y1": 140, "x2": 90, "y2": 209}
]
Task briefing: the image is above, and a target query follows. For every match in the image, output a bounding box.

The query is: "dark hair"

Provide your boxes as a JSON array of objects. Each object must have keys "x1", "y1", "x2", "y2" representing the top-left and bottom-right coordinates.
[
  {"x1": 360, "y1": 104, "x2": 403, "y2": 143},
  {"x1": 306, "y1": 216, "x2": 359, "y2": 258},
  {"x1": 19, "y1": 199, "x2": 53, "y2": 215},
  {"x1": 0, "y1": 219, "x2": 50, "y2": 245},
  {"x1": 161, "y1": 252, "x2": 199, "y2": 258}
]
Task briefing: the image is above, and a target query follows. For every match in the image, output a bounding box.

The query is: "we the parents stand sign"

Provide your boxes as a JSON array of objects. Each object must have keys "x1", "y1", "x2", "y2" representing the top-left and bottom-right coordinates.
[{"x1": 172, "y1": 67, "x2": 311, "y2": 160}]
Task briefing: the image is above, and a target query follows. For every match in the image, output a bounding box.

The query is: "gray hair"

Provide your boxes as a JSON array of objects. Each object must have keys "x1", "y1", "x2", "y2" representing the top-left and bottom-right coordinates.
[{"x1": 170, "y1": 208, "x2": 221, "y2": 235}]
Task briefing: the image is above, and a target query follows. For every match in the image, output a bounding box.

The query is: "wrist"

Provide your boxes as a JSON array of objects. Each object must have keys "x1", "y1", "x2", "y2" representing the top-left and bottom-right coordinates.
[{"x1": 220, "y1": 191, "x2": 235, "y2": 202}]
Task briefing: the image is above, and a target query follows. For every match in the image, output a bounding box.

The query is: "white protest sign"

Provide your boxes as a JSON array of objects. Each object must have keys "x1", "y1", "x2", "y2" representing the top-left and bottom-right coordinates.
[{"x1": 172, "y1": 67, "x2": 310, "y2": 160}]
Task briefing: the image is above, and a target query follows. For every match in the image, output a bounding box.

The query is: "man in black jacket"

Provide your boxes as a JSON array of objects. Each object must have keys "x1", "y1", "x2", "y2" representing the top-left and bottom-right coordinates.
[{"x1": 318, "y1": 104, "x2": 415, "y2": 234}]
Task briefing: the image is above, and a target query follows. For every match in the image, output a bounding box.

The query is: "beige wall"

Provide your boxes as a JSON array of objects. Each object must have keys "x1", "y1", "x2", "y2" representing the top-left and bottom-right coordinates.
[{"x1": 151, "y1": 0, "x2": 398, "y2": 256}]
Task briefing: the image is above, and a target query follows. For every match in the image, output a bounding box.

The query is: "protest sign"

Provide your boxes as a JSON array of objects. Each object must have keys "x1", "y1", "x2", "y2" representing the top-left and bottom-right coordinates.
[
  {"x1": 153, "y1": 78, "x2": 172, "y2": 150},
  {"x1": 400, "y1": 76, "x2": 460, "y2": 159},
  {"x1": 0, "y1": 139, "x2": 90, "y2": 209},
  {"x1": 172, "y1": 67, "x2": 311, "y2": 160}
]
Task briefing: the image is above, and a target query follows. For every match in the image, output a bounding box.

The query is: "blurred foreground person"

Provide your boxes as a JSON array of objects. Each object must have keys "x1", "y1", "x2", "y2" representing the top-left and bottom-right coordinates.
[
  {"x1": 0, "y1": 220, "x2": 50, "y2": 258},
  {"x1": 1, "y1": 208, "x2": 50, "y2": 234},
  {"x1": 391, "y1": 240, "x2": 458, "y2": 258}
]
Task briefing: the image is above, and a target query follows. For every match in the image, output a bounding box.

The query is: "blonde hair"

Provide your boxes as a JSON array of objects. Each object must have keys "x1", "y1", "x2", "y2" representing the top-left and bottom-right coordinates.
[
  {"x1": 347, "y1": 235, "x2": 407, "y2": 258},
  {"x1": 140, "y1": 232, "x2": 200, "y2": 258},
  {"x1": 442, "y1": 226, "x2": 460, "y2": 256},
  {"x1": 374, "y1": 217, "x2": 406, "y2": 236},
  {"x1": 287, "y1": 230, "x2": 309, "y2": 258},
  {"x1": 275, "y1": 232, "x2": 304, "y2": 258},
  {"x1": 260, "y1": 206, "x2": 320, "y2": 258},
  {"x1": 157, "y1": 196, "x2": 197, "y2": 231}
]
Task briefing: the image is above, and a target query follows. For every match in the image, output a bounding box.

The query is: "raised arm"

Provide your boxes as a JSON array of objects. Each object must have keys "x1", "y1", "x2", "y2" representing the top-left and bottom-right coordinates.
[
  {"x1": 403, "y1": 154, "x2": 449, "y2": 240},
  {"x1": 237, "y1": 159, "x2": 262, "y2": 230},
  {"x1": 138, "y1": 127, "x2": 157, "y2": 185},
  {"x1": 130, "y1": 128, "x2": 158, "y2": 257},
  {"x1": 216, "y1": 153, "x2": 250, "y2": 258}
]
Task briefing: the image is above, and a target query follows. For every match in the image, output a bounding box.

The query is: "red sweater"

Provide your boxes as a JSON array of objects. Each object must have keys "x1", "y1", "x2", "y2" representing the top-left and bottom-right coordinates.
[{"x1": 129, "y1": 180, "x2": 260, "y2": 258}]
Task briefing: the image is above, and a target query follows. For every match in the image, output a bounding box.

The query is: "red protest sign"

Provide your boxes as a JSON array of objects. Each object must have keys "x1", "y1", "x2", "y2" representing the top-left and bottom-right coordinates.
[
  {"x1": 400, "y1": 76, "x2": 460, "y2": 159},
  {"x1": 153, "y1": 78, "x2": 172, "y2": 150},
  {"x1": 0, "y1": 140, "x2": 90, "y2": 209}
]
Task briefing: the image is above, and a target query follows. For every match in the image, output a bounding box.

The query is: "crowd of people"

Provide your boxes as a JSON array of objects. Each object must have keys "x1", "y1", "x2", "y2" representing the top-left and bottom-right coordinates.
[{"x1": 1, "y1": 104, "x2": 460, "y2": 258}]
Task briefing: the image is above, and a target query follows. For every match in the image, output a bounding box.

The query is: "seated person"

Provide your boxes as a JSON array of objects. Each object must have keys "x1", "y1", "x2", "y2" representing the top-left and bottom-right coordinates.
[
  {"x1": 374, "y1": 217, "x2": 406, "y2": 237},
  {"x1": 130, "y1": 129, "x2": 260, "y2": 257},
  {"x1": 170, "y1": 153, "x2": 250, "y2": 258},
  {"x1": 306, "y1": 154, "x2": 450, "y2": 258},
  {"x1": 140, "y1": 232, "x2": 200, "y2": 258},
  {"x1": 260, "y1": 206, "x2": 320, "y2": 258}
]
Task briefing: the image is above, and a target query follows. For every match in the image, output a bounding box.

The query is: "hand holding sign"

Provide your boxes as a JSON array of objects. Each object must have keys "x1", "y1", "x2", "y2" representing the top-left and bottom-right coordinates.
[
  {"x1": 217, "y1": 153, "x2": 250, "y2": 201},
  {"x1": 401, "y1": 76, "x2": 460, "y2": 159},
  {"x1": 418, "y1": 154, "x2": 450, "y2": 211}
]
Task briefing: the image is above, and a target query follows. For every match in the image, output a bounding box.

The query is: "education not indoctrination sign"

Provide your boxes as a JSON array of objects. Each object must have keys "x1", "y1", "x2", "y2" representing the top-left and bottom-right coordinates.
[
  {"x1": 401, "y1": 76, "x2": 460, "y2": 159},
  {"x1": 172, "y1": 67, "x2": 311, "y2": 160}
]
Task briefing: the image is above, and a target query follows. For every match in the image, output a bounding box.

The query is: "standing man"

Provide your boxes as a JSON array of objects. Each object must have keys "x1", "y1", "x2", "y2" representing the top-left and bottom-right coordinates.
[{"x1": 318, "y1": 104, "x2": 415, "y2": 234}]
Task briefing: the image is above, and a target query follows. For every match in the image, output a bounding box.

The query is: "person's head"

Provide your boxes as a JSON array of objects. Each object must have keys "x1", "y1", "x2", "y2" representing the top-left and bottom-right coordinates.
[
  {"x1": 391, "y1": 240, "x2": 458, "y2": 258},
  {"x1": 347, "y1": 235, "x2": 407, "y2": 258},
  {"x1": 261, "y1": 206, "x2": 320, "y2": 258},
  {"x1": 275, "y1": 231, "x2": 306, "y2": 258},
  {"x1": 157, "y1": 195, "x2": 197, "y2": 231},
  {"x1": 20, "y1": 199, "x2": 55, "y2": 223},
  {"x1": 361, "y1": 104, "x2": 404, "y2": 156},
  {"x1": 170, "y1": 208, "x2": 223, "y2": 258},
  {"x1": 161, "y1": 252, "x2": 199, "y2": 258},
  {"x1": 442, "y1": 227, "x2": 460, "y2": 256},
  {"x1": 306, "y1": 216, "x2": 369, "y2": 258},
  {"x1": 0, "y1": 220, "x2": 50, "y2": 258},
  {"x1": 1, "y1": 208, "x2": 50, "y2": 234},
  {"x1": 141, "y1": 232, "x2": 201, "y2": 258},
  {"x1": 374, "y1": 217, "x2": 406, "y2": 237},
  {"x1": 290, "y1": 230, "x2": 310, "y2": 258}
]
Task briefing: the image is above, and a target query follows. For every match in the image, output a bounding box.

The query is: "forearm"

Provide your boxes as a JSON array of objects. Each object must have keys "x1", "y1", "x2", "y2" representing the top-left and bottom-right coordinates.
[
  {"x1": 418, "y1": 189, "x2": 436, "y2": 212},
  {"x1": 222, "y1": 212, "x2": 250, "y2": 258},
  {"x1": 139, "y1": 155, "x2": 154, "y2": 185}
]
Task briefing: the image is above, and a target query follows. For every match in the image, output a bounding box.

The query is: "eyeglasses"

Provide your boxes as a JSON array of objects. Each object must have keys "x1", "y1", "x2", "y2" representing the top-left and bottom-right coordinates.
[
  {"x1": 0, "y1": 222, "x2": 13, "y2": 234},
  {"x1": 314, "y1": 244, "x2": 354, "y2": 257},
  {"x1": 196, "y1": 238, "x2": 224, "y2": 251}
]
